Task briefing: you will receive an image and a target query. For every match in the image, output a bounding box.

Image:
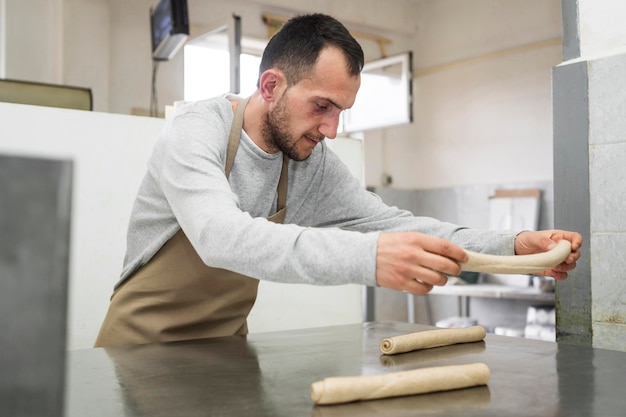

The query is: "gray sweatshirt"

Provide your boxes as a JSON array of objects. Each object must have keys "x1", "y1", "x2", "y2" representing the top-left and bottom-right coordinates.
[{"x1": 118, "y1": 96, "x2": 516, "y2": 289}]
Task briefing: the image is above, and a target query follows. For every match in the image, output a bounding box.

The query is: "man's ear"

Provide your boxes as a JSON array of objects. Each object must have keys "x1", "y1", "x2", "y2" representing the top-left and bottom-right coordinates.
[{"x1": 259, "y1": 69, "x2": 285, "y2": 102}]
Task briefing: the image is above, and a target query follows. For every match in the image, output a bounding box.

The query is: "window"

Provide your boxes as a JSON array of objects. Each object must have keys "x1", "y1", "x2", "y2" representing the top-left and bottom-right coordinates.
[
  {"x1": 184, "y1": 46, "x2": 261, "y2": 100},
  {"x1": 184, "y1": 30, "x2": 264, "y2": 101},
  {"x1": 342, "y1": 52, "x2": 413, "y2": 133}
]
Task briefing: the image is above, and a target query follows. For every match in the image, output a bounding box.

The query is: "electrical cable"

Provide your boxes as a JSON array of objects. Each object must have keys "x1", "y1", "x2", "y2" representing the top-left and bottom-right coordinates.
[{"x1": 150, "y1": 60, "x2": 160, "y2": 117}]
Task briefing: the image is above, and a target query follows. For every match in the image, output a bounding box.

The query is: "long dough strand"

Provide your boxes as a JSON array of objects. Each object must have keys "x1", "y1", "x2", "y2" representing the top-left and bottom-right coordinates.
[{"x1": 461, "y1": 239, "x2": 571, "y2": 274}]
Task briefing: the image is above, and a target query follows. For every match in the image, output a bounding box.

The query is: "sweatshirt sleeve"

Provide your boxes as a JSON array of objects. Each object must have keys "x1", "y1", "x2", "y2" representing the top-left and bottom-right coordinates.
[{"x1": 300, "y1": 146, "x2": 519, "y2": 256}]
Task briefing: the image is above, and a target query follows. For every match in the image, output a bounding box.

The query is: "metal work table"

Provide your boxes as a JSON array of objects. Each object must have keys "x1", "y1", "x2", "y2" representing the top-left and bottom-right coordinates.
[{"x1": 65, "y1": 321, "x2": 625, "y2": 416}]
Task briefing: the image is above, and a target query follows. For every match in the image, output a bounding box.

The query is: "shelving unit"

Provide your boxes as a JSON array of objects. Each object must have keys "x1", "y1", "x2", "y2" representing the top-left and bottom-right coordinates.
[
  {"x1": 426, "y1": 283, "x2": 556, "y2": 340},
  {"x1": 430, "y1": 283, "x2": 554, "y2": 317}
]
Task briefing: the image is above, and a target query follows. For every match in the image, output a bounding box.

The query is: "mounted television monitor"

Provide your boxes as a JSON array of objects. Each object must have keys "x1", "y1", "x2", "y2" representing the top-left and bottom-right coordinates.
[
  {"x1": 342, "y1": 51, "x2": 413, "y2": 133},
  {"x1": 150, "y1": 0, "x2": 189, "y2": 61}
]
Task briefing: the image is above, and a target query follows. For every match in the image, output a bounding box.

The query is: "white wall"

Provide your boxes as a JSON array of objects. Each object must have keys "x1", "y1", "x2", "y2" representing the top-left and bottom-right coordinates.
[
  {"x1": 5, "y1": 0, "x2": 64, "y2": 83},
  {"x1": 63, "y1": 0, "x2": 110, "y2": 112},
  {"x1": 578, "y1": 0, "x2": 626, "y2": 57},
  {"x1": 364, "y1": 0, "x2": 563, "y2": 189},
  {"x1": 4, "y1": 0, "x2": 110, "y2": 111},
  {"x1": 4, "y1": 0, "x2": 562, "y2": 190},
  {"x1": 367, "y1": 42, "x2": 561, "y2": 190}
]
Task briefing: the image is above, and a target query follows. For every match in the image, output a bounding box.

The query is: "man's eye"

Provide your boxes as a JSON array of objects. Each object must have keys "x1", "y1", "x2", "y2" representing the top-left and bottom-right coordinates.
[{"x1": 317, "y1": 103, "x2": 328, "y2": 110}]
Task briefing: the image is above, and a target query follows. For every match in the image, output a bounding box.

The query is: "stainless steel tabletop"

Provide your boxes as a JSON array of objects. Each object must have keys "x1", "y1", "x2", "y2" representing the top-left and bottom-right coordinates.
[{"x1": 65, "y1": 321, "x2": 626, "y2": 417}]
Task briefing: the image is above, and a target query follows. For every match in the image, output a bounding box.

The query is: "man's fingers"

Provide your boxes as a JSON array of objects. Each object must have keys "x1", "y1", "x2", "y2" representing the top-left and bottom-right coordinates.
[
  {"x1": 376, "y1": 232, "x2": 463, "y2": 294},
  {"x1": 406, "y1": 268, "x2": 449, "y2": 291},
  {"x1": 413, "y1": 250, "x2": 463, "y2": 277},
  {"x1": 404, "y1": 279, "x2": 434, "y2": 295},
  {"x1": 416, "y1": 235, "x2": 469, "y2": 264}
]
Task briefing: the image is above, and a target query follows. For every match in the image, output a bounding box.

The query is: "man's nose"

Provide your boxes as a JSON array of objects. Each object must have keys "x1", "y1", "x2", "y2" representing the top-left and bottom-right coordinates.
[{"x1": 318, "y1": 112, "x2": 341, "y2": 139}]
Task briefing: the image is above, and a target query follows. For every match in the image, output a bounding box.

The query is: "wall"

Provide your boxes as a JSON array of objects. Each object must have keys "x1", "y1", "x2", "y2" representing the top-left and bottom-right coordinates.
[
  {"x1": 587, "y1": 53, "x2": 626, "y2": 350},
  {"x1": 554, "y1": 0, "x2": 626, "y2": 351},
  {"x1": 4, "y1": 0, "x2": 561, "y2": 191},
  {"x1": 4, "y1": 0, "x2": 110, "y2": 110},
  {"x1": 64, "y1": 0, "x2": 110, "y2": 113},
  {"x1": 5, "y1": 0, "x2": 64, "y2": 83},
  {"x1": 364, "y1": 0, "x2": 563, "y2": 189}
]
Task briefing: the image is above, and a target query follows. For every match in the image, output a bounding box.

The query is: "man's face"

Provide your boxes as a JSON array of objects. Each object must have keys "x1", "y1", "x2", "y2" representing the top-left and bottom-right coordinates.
[{"x1": 262, "y1": 47, "x2": 361, "y2": 161}]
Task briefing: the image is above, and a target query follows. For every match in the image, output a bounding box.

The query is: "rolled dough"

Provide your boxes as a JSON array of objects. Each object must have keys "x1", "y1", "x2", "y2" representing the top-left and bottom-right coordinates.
[
  {"x1": 310, "y1": 362, "x2": 490, "y2": 405},
  {"x1": 461, "y1": 239, "x2": 572, "y2": 274},
  {"x1": 380, "y1": 325, "x2": 486, "y2": 355}
]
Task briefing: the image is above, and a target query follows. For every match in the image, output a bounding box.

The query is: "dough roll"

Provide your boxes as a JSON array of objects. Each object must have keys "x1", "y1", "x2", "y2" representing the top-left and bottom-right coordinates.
[
  {"x1": 461, "y1": 239, "x2": 571, "y2": 274},
  {"x1": 380, "y1": 325, "x2": 486, "y2": 355},
  {"x1": 310, "y1": 362, "x2": 490, "y2": 405}
]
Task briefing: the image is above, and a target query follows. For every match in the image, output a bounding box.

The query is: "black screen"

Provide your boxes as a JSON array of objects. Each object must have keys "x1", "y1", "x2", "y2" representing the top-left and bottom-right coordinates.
[{"x1": 151, "y1": 0, "x2": 173, "y2": 52}]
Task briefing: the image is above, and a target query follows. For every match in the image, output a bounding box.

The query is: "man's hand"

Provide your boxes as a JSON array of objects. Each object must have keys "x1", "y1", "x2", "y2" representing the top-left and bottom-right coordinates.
[
  {"x1": 375, "y1": 232, "x2": 468, "y2": 295},
  {"x1": 514, "y1": 230, "x2": 583, "y2": 280}
]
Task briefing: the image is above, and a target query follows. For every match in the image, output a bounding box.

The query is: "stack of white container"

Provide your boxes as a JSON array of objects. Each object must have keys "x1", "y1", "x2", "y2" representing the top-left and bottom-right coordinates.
[{"x1": 524, "y1": 305, "x2": 556, "y2": 341}]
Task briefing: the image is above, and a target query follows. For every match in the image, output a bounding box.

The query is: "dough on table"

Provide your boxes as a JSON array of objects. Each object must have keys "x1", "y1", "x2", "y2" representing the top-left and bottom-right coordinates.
[
  {"x1": 380, "y1": 325, "x2": 487, "y2": 355},
  {"x1": 310, "y1": 362, "x2": 490, "y2": 405}
]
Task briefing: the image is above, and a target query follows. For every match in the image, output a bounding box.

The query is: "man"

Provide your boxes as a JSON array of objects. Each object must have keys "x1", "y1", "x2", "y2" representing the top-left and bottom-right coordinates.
[{"x1": 95, "y1": 13, "x2": 582, "y2": 347}]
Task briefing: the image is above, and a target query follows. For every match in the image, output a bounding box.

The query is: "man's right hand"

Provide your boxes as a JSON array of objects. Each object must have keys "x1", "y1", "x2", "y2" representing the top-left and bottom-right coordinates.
[{"x1": 375, "y1": 232, "x2": 468, "y2": 295}]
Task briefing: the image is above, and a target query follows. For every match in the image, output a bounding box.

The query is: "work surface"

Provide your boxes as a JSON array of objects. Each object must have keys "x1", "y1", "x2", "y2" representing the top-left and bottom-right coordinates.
[{"x1": 65, "y1": 321, "x2": 625, "y2": 417}]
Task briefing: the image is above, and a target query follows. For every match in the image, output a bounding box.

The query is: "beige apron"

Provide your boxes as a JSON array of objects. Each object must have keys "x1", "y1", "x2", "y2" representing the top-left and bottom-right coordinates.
[{"x1": 95, "y1": 97, "x2": 288, "y2": 347}]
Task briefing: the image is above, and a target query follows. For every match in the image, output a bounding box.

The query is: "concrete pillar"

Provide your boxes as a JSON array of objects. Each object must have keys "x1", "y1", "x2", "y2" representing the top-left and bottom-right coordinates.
[{"x1": 554, "y1": 0, "x2": 626, "y2": 351}]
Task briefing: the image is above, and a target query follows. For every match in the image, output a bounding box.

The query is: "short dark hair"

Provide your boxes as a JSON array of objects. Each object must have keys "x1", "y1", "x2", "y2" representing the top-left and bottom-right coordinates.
[{"x1": 258, "y1": 13, "x2": 364, "y2": 86}]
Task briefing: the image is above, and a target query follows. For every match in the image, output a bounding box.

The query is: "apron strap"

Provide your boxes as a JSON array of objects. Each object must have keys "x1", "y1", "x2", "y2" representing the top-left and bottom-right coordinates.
[
  {"x1": 225, "y1": 97, "x2": 289, "y2": 213},
  {"x1": 225, "y1": 97, "x2": 248, "y2": 178},
  {"x1": 277, "y1": 155, "x2": 288, "y2": 211}
]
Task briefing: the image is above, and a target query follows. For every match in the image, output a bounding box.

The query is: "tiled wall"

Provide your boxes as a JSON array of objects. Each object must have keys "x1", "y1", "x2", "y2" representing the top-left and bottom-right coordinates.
[
  {"x1": 554, "y1": 42, "x2": 626, "y2": 351},
  {"x1": 587, "y1": 53, "x2": 626, "y2": 351}
]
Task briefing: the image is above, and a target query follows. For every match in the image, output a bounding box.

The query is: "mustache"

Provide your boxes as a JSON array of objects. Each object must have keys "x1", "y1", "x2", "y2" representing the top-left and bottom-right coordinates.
[{"x1": 307, "y1": 133, "x2": 326, "y2": 142}]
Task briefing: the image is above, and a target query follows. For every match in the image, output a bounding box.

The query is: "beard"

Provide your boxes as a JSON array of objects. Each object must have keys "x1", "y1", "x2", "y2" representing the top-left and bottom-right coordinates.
[{"x1": 262, "y1": 94, "x2": 315, "y2": 162}]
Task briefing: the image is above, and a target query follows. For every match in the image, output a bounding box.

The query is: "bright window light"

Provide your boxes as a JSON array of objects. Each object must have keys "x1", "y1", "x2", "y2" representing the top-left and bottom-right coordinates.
[{"x1": 184, "y1": 45, "x2": 262, "y2": 101}]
